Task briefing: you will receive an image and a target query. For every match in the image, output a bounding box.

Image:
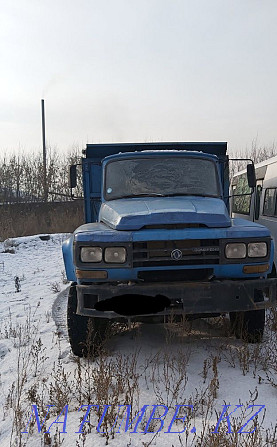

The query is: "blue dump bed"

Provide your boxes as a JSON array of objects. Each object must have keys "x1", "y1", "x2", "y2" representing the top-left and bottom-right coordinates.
[{"x1": 85, "y1": 141, "x2": 227, "y2": 159}]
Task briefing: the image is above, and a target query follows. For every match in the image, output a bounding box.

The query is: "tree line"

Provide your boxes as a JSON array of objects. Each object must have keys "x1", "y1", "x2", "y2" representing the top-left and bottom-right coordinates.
[
  {"x1": 0, "y1": 141, "x2": 276, "y2": 203},
  {"x1": 229, "y1": 139, "x2": 277, "y2": 177},
  {"x1": 0, "y1": 147, "x2": 83, "y2": 203}
]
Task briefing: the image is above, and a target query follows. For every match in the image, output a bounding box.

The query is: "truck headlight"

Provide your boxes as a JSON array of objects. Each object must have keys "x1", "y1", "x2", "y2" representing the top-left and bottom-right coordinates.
[
  {"x1": 104, "y1": 247, "x2": 127, "y2": 263},
  {"x1": 225, "y1": 243, "x2": 247, "y2": 259},
  {"x1": 80, "y1": 246, "x2": 102, "y2": 263},
  {"x1": 248, "y1": 242, "x2": 267, "y2": 258}
]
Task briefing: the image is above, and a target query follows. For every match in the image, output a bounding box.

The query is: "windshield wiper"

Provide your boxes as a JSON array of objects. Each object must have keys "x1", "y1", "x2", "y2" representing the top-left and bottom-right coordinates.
[
  {"x1": 161, "y1": 193, "x2": 219, "y2": 198},
  {"x1": 118, "y1": 193, "x2": 165, "y2": 199},
  {"x1": 116, "y1": 192, "x2": 219, "y2": 199}
]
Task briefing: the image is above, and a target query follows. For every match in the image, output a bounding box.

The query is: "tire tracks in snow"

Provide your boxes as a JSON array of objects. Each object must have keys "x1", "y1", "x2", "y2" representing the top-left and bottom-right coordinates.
[{"x1": 52, "y1": 286, "x2": 69, "y2": 338}]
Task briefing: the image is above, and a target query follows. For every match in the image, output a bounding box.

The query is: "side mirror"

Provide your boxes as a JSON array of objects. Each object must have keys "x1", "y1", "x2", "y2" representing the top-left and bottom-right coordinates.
[
  {"x1": 247, "y1": 164, "x2": 256, "y2": 188},
  {"x1": 69, "y1": 165, "x2": 77, "y2": 189}
]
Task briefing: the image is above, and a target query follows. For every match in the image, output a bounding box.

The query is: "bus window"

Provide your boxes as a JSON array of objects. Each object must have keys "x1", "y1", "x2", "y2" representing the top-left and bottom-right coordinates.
[{"x1": 263, "y1": 188, "x2": 277, "y2": 216}]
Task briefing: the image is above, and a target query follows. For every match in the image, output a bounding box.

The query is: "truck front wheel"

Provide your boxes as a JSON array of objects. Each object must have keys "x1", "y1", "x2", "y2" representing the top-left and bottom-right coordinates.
[
  {"x1": 67, "y1": 283, "x2": 110, "y2": 357},
  {"x1": 229, "y1": 290, "x2": 265, "y2": 343}
]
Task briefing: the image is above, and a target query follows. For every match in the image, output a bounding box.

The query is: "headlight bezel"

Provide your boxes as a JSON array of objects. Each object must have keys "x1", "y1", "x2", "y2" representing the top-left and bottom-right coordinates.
[
  {"x1": 223, "y1": 238, "x2": 270, "y2": 262},
  {"x1": 76, "y1": 242, "x2": 131, "y2": 268}
]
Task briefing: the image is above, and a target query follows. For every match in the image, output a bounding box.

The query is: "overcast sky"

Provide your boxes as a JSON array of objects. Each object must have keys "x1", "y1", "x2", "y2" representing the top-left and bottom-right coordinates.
[{"x1": 1, "y1": 0, "x2": 277, "y2": 155}]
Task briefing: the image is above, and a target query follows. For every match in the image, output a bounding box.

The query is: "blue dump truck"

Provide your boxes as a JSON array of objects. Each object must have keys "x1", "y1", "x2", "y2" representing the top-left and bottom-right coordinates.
[{"x1": 63, "y1": 142, "x2": 277, "y2": 357}]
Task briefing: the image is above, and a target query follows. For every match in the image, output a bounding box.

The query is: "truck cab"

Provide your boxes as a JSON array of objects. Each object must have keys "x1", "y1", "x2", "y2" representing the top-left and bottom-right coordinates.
[{"x1": 63, "y1": 142, "x2": 277, "y2": 357}]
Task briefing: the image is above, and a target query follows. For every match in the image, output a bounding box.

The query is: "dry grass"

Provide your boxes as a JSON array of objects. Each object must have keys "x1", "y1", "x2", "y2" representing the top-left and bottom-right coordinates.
[
  {"x1": 2, "y1": 308, "x2": 277, "y2": 446},
  {"x1": 0, "y1": 201, "x2": 84, "y2": 240}
]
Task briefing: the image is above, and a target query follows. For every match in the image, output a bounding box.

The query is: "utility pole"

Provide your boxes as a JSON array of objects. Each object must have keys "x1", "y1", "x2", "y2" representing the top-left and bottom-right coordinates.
[{"x1": 41, "y1": 99, "x2": 48, "y2": 202}]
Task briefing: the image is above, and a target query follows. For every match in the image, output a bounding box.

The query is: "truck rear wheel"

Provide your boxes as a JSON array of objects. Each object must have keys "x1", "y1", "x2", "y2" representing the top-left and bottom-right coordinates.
[
  {"x1": 229, "y1": 290, "x2": 265, "y2": 343},
  {"x1": 67, "y1": 283, "x2": 110, "y2": 357}
]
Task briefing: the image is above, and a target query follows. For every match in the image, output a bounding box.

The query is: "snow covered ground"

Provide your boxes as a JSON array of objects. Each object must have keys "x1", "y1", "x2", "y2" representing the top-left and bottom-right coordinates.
[{"x1": 0, "y1": 234, "x2": 277, "y2": 447}]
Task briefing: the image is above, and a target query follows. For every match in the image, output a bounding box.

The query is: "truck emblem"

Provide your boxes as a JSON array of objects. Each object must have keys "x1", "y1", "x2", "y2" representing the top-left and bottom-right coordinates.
[{"x1": 171, "y1": 249, "x2": 183, "y2": 260}]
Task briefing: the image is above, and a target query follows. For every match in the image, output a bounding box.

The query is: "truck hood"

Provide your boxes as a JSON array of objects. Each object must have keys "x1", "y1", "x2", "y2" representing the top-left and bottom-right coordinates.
[{"x1": 99, "y1": 197, "x2": 231, "y2": 230}]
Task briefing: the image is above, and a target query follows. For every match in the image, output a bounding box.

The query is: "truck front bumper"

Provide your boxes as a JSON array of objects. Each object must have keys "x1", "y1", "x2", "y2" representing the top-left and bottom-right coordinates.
[{"x1": 76, "y1": 278, "x2": 277, "y2": 319}]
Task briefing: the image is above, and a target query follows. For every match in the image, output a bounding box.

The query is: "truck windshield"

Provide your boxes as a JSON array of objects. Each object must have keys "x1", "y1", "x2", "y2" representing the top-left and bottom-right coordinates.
[{"x1": 104, "y1": 157, "x2": 220, "y2": 200}]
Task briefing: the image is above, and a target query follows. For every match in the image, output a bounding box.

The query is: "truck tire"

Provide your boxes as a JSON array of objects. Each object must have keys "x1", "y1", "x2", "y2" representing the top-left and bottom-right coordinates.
[
  {"x1": 67, "y1": 283, "x2": 110, "y2": 357},
  {"x1": 229, "y1": 290, "x2": 265, "y2": 343}
]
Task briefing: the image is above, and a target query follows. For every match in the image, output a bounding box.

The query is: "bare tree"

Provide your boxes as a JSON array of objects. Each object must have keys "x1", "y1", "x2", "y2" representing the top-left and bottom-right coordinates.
[
  {"x1": 0, "y1": 146, "x2": 83, "y2": 203},
  {"x1": 229, "y1": 138, "x2": 277, "y2": 178}
]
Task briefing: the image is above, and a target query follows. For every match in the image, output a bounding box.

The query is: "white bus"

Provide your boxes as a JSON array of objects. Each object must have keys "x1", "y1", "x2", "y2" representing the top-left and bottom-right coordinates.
[{"x1": 231, "y1": 155, "x2": 277, "y2": 275}]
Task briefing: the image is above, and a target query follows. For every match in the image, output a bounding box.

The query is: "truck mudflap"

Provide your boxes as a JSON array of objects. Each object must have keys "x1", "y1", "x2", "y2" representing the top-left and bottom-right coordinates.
[{"x1": 76, "y1": 278, "x2": 277, "y2": 319}]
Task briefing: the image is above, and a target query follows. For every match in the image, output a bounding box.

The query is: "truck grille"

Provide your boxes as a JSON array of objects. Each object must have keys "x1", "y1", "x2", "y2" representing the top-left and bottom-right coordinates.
[{"x1": 133, "y1": 239, "x2": 220, "y2": 267}]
